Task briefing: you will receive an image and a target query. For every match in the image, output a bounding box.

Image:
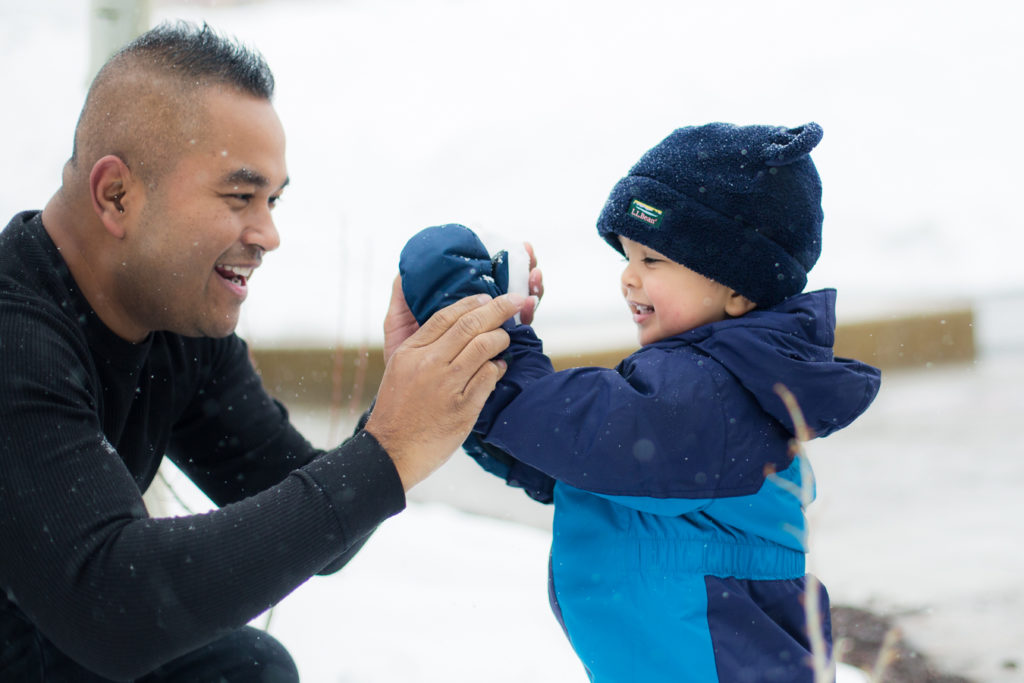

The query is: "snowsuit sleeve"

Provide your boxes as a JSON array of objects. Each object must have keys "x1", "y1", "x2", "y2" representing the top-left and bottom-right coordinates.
[
  {"x1": 471, "y1": 332, "x2": 789, "y2": 511},
  {"x1": 479, "y1": 348, "x2": 792, "y2": 502},
  {"x1": 0, "y1": 296, "x2": 405, "y2": 679}
]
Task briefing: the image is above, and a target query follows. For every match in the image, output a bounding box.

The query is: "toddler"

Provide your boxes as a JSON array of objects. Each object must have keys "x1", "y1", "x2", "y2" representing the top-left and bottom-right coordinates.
[{"x1": 399, "y1": 122, "x2": 881, "y2": 682}]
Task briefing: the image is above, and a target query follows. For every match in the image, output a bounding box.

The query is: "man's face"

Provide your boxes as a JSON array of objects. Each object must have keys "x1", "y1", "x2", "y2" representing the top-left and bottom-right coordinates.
[{"x1": 116, "y1": 89, "x2": 288, "y2": 339}]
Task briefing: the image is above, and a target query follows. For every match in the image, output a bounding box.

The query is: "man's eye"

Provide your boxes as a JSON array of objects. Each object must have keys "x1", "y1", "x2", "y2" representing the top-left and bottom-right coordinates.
[
  {"x1": 268, "y1": 194, "x2": 282, "y2": 209},
  {"x1": 225, "y1": 194, "x2": 253, "y2": 206}
]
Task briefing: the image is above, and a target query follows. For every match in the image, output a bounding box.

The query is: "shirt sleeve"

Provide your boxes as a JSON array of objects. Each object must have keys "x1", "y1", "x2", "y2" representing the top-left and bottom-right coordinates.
[
  {"x1": 166, "y1": 333, "x2": 327, "y2": 505},
  {"x1": 0, "y1": 298, "x2": 405, "y2": 679}
]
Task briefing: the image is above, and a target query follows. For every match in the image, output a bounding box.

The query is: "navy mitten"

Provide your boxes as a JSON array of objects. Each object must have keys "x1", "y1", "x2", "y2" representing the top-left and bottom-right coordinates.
[{"x1": 399, "y1": 223, "x2": 511, "y2": 326}]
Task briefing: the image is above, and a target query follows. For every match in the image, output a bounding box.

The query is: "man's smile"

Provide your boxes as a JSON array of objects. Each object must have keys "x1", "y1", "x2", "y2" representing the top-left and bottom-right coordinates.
[{"x1": 215, "y1": 264, "x2": 254, "y2": 287}]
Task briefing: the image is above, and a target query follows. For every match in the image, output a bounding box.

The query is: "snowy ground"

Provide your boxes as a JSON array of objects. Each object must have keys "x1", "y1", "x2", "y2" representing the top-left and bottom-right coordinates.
[{"x1": 5, "y1": 0, "x2": 1024, "y2": 680}]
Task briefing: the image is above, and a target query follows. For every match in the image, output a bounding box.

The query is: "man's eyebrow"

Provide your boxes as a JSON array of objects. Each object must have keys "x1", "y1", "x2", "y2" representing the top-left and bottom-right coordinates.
[{"x1": 222, "y1": 168, "x2": 290, "y2": 191}]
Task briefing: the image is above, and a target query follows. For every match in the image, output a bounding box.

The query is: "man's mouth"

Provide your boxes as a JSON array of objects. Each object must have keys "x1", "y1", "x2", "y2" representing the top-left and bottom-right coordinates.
[{"x1": 215, "y1": 264, "x2": 254, "y2": 287}]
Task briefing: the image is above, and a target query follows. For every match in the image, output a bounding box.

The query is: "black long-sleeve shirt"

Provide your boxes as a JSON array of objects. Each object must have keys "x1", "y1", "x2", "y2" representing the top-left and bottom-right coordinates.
[{"x1": 0, "y1": 211, "x2": 405, "y2": 679}]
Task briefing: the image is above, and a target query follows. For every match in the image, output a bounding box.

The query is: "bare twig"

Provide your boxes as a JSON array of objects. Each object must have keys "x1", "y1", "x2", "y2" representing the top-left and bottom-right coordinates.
[
  {"x1": 871, "y1": 626, "x2": 902, "y2": 682},
  {"x1": 156, "y1": 468, "x2": 195, "y2": 515},
  {"x1": 771, "y1": 384, "x2": 909, "y2": 683},
  {"x1": 771, "y1": 384, "x2": 834, "y2": 681},
  {"x1": 328, "y1": 343, "x2": 347, "y2": 445}
]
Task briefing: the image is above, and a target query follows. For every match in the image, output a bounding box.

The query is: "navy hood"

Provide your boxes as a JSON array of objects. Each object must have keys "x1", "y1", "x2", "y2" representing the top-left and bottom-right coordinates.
[{"x1": 675, "y1": 289, "x2": 880, "y2": 438}]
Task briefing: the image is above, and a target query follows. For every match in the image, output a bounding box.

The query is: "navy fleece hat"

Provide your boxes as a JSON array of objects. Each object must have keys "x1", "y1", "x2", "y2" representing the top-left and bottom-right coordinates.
[{"x1": 597, "y1": 122, "x2": 824, "y2": 307}]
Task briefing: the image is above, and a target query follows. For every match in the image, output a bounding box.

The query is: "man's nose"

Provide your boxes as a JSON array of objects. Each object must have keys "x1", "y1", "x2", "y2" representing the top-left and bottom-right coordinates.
[{"x1": 244, "y1": 206, "x2": 280, "y2": 253}]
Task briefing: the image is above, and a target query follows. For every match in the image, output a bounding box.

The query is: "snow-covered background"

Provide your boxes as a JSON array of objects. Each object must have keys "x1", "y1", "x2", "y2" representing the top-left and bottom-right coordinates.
[
  {"x1": 5, "y1": 0, "x2": 1024, "y2": 352},
  {"x1": 3, "y1": 0, "x2": 1023, "y2": 680}
]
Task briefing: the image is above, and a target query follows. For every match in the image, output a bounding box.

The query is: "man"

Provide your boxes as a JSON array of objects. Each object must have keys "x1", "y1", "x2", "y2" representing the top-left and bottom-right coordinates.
[{"x1": 0, "y1": 22, "x2": 538, "y2": 681}]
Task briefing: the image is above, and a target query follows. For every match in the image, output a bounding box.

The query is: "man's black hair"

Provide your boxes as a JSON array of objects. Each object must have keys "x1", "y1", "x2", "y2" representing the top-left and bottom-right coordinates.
[{"x1": 115, "y1": 20, "x2": 275, "y2": 99}]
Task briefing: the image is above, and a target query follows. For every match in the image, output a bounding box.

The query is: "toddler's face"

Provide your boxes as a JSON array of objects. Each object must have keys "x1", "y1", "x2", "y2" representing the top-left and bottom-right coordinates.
[{"x1": 619, "y1": 236, "x2": 734, "y2": 345}]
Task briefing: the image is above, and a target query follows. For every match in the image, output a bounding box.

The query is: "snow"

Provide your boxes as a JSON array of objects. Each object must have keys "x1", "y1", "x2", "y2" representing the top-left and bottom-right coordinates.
[
  {"x1": 3, "y1": 0, "x2": 1024, "y2": 680},
  {"x1": 807, "y1": 352, "x2": 1024, "y2": 682}
]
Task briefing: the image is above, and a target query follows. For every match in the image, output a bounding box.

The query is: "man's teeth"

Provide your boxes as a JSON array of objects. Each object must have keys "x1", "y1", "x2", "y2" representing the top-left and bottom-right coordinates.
[
  {"x1": 220, "y1": 265, "x2": 254, "y2": 277},
  {"x1": 218, "y1": 265, "x2": 253, "y2": 285}
]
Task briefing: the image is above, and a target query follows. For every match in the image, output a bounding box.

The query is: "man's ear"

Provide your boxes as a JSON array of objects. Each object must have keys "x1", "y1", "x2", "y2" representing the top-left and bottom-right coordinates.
[
  {"x1": 88, "y1": 155, "x2": 133, "y2": 239},
  {"x1": 725, "y1": 290, "x2": 757, "y2": 317}
]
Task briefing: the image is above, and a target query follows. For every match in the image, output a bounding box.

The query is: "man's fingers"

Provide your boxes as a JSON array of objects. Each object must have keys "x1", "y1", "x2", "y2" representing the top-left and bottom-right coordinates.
[
  {"x1": 521, "y1": 260, "x2": 543, "y2": 326},
  {"x1": 520, "y1": 294, "x2": 540, "y2": 326},
  {"x1": 528, "y1": 267, "x2": 543, "y2": 299},
  {"x1": 448, "y1": 326, "x2": 511, "y2": 389},
  {"x1": 408, "y1": 292, "x2": 525, "y2": 358},
  {"x1": 471, "y1": 293, "x2": 525, "y2": 331},
  {"x1": 462, "y1": 357, "x2": 508, "y2": 406},
  {"x1": 406, "y1": 293, "x2": 491, "y2": 348},
  {"x1": 524, "y1": 241, "x2": 537, "y2": 272},
  {"x1": 523, "y1": 241, "x2": 543, "y2": 297}
]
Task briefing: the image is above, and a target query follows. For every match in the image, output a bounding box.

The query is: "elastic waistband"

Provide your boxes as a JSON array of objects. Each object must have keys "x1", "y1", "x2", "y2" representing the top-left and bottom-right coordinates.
[{"x1": 566, "y1": 537, "x2": 806, "y2": 581}]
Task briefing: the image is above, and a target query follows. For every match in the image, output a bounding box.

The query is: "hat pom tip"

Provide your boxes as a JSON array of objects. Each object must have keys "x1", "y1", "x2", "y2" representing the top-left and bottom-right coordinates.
[{"x1": 764, "y1": 122, "x2": 823, "y2": 167}]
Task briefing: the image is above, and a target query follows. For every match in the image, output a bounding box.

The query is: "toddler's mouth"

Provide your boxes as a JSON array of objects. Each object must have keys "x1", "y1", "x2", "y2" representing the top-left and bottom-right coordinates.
[{"x1": 629, "y1": 301, "x2": 654, "y2": 315}]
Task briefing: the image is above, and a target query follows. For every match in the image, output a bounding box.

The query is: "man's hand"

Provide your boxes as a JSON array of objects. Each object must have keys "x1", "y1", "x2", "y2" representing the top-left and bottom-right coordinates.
[
  {"x1": 366, "y1": 292, "x2": 527, "y2": 491},
  {"x1": 383, "y1": 275, "x2": 419, "y2": 362},
  {"x1": 521, "y1": 241, "x2": 543, "y2": 326}
]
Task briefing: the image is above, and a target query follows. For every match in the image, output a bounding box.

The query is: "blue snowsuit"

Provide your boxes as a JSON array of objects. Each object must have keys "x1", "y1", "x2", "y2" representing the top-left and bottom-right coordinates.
[{"x1": 400, "y1": 224, "x2": 881, "y2": 682}]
